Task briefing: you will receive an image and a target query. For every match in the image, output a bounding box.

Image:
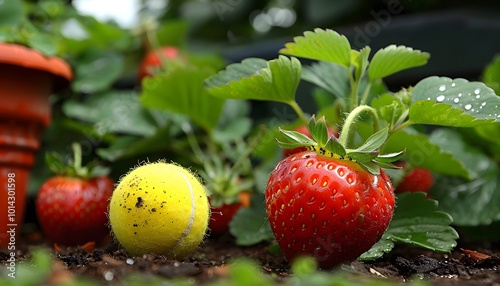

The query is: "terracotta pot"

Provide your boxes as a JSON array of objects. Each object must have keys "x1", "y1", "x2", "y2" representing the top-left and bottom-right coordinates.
[{"x1": 0, "y1": 44, "x2": 72, "y2": 250}]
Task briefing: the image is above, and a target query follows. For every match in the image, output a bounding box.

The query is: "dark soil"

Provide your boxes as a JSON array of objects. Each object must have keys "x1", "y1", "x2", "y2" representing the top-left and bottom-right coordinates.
[{"x1": 2, "y1": 229, "x2": 500, "y2": 285}]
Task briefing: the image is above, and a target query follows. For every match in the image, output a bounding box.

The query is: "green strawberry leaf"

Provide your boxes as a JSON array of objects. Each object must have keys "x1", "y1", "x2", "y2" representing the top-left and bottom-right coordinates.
[
  {"x1": 433, "y1": 170, "x2": 500, "y2": 227},
  {"x1": 385, "y1": 192, "x2": 458, "y2": 252},
  {"x1": 27, "y1": 32, "x2": 59, "y2": 57},
  {"x1": 473, "y1": 123, "x2": 500, "y2": 146},
  {"x1": 429, "y1": 129, "x2": 500, "y2": 226},
  {"x1": 383, "y1": 129, "x2": 470, "y2": 179},
  {"x1": 360, "y1": 161, "x2": 381, "y2": 175},
  {"x1": 204, "y1": 58, "x2": 268, "y2": 87},
  {"x1": 371, "y1": 93, "x2": 406, "y2": 128},
  {"x1": 368, "y1": 45, "x2": 430, "y2": 81},
  {"x1": 354, "y1": 127, "x2": 388, "y2": 153},
  {"x1": 301, "y1": 61, "x2": 350, "y2": 100},
  {"x1": 279, "y1": 28, "x2": 351, "y2": 68},
  {"x1": 483, "y1": 55, "x2": 500, "y2": 95},
  {"x1": 229, "y1": 193, "x2": 275, "y2": 246},
  {"x1": 307, "y1": 115, "x2": 329, "y2": 145},
  {"x1": 347, "y1": 151, "x2": 378, "y2": 163},
  {"x1": 324, "y1": 138, "x2": 347, "y2": 157},
  {"x1": 358, "y1": 238, "x2": 394, "y2": 261},
  {"x1": 375, "y1": 151, "x2": 406, "y2": 163},
  {"x1": 353, "y1": 46, "x2": 371, "y2": 80},
  {"x1": 0, "y1": 0, "x2": 23, "y2": 27},
  {"x1": 72, "y1": 50, "x2": 124, "y2": 93},
  {"x1": 429, "y1": 128, "x2": 491, "y2": 180},
  {"x1": 361, "y1": 192, "x2": 458, "y2": 261},
  {"x1": 141, "y1": 66, "x2": 225, "y2": 133},
  {"x1": 63, "y1": 90, "x2": 159, "y2": 137},
  {"x1": 206, "y1": 56, "x2": 301, "y2": 104},
  {"x1": 410, "y1": 76, "x2": 500, "y2": 127},
  {"x1": 276, "y1": 129, "x2": 316, "y2": 149}
]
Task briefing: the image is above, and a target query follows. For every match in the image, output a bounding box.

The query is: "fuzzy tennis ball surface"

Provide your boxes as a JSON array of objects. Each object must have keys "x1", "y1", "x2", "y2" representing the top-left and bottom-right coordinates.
[{"x1": 109, "y1": 161, "x2": 210, "y2": 258}]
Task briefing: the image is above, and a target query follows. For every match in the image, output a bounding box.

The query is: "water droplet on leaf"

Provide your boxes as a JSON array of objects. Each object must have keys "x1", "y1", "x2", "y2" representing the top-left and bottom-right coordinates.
[
  {"x1": 465, "y1": 104, "x2": 472, "y2": 110},
  {"x1": 436, "y1": 95, "x2": 445, "y2": 102},
  {"x1": 438, "y1": 85, "x2": 446, "y2": 92}
]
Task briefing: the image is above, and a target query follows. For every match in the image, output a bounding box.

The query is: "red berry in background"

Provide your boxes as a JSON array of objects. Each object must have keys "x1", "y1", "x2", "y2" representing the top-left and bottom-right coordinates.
[
  {"x1": 396, "y1": 167, "x2": 434, "y2": 194},
  {"x1": 138, "y1": 46, "x2": 180, "y2": 82},
  {"x1": 209, "y1": 192, "x2": 251, "y2": 236},
  {"x1": 36, "y1": 176, "x2": 113, "y2": 246},
  {"x1": 266, "y1": 151, "x2": 395, "y2": 269}
]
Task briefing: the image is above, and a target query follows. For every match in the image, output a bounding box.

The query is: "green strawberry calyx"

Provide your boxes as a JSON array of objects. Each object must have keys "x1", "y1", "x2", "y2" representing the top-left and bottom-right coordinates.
[
  {"x1": 198, "y1": 153, "x2": 254, "y2": 208},
  {"x1": 45, "y1": 142, "x2": 110, "y2": 179},
  {"x1": 183, "y1": 123, "x2": 260, "y2": 208},
  {"x1": 277, "y1": 105, "x2": 405, "y2": 175}
]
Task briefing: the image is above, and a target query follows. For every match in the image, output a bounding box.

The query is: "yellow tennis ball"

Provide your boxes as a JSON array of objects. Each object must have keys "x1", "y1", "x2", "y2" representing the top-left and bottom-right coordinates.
[{"x1": 108, "y1": 161, "x2": 209, "y2": 258}]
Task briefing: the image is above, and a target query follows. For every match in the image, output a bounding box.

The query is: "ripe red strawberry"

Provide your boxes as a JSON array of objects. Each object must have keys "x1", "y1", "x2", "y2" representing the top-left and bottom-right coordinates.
[
  {"x1": 396, "y1": 167, "x2": 434, "y2": 194},
  {"x1": 283, "y1": 124, "x2": 338, "y2": 157},
  {"x1": 36, "y1": 176, "x2": 113, "y2": 246},
  {"x1": 266, "y1": 115, "x2": 402, "y2": 268},
  {"x1": 36, "y1": 143, "x2": 113, "y2": 246},
  {"x1": 138, "y1": 46, "x2": 181, "y2": 82},
  {"x1": 209, "y1": 192, "x2": 250, "y2": 236}
]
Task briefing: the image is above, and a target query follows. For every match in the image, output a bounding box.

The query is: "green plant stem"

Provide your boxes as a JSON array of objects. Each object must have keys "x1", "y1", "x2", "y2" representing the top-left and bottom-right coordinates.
[
  {"x1": 181, "y1": 123, "x2": 206, "y2": 164},
  {"x1": 145, "y1": 24, "x2": 161, "y2": 51},
  {"x1": 348, "y1": 71, "x2": 360, "y2": 110},
  {"x1": 228, "y1": 131, "x2": 262, "y2": 177},
  {"x1": 72, "y1": 143, "x2": 82, "y2": 170},
  {"x1": 71, "y1": 142, "x2": 88, "y2": 177},
  {"x1": 391, "y1": 120, "x2": 414, "y2": 135},
  {"x1": 339, "y1": 105, "x2": 380, "y2": 148},
  {"x1": 360, "y1": 82, "x2": 372, "y2": 105},
  {"x1": 288, "y1": 101, "x2": 308, "y2": 124}
]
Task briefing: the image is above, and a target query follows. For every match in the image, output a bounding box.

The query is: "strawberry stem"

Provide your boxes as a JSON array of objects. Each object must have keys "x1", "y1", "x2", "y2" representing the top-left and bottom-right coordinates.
[
  {"x1": 181, "y1": 122, "x2": 206, "y2": 164},
  {"x1": 339, "y1": 105, "x2": 379, "y2": 148},
  {"x1": 288, "y1": 100, "x2": 308, "y2": 124},
  {"x1": 71, "y1": 142, "x2": 88, "y2": 178},
  {"x1": 348, "y1": 71, "x2": 359, "y2": 110},
  {"x1": 72, "y1": 143, "x2": 81, "y2": 169},
  {"x1": 360, "y1": 82, "x2": 372, "y2": 106}
]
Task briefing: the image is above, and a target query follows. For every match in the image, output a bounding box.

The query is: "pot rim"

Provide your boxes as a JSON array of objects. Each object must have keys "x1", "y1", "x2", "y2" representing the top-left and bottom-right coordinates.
[{"x1": 0, "y1": 43, "x2": 73, "y2": 90}]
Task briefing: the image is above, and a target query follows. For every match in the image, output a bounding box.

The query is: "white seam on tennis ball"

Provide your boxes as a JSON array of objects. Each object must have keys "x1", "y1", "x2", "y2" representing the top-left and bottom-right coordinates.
[{"x1": 170, "y1": 167, "x2": 196, "y2": 254}]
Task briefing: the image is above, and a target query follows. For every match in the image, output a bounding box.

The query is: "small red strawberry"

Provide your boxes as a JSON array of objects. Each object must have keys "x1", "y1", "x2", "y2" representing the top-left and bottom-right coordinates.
[
  {"x1": 209, "y1": 192, "x2": 251, "y2": 236},
  {"x1": 266, "y1": 115, "x2": 403, "y2": 268},
  {"x1": 395, "y1": 167, "x2": 434, "y2": 194},
  {"x1": 197, "y1": 144, "x2": 256, "y2": 237},
  {"x1": 36, "y1": 143, "x2": 113, "y2": 246},
  {"x1": 283, "y1": 124, "x2": 338, "y2": 157},
  {"x1": 138, "y1": 46, "x2": 182, "y2": 82}
]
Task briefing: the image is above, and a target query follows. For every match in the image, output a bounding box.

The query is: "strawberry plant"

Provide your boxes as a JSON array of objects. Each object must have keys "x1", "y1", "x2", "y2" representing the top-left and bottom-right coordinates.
[{"x1": 204, "y1": 28, "x2": 500, "y2": 266}]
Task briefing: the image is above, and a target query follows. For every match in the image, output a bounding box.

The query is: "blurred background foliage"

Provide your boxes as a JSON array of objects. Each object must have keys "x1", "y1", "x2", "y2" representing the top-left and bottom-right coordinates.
[{"x1": 7, "y1": 0, "x2": 497, "y2": 188}]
